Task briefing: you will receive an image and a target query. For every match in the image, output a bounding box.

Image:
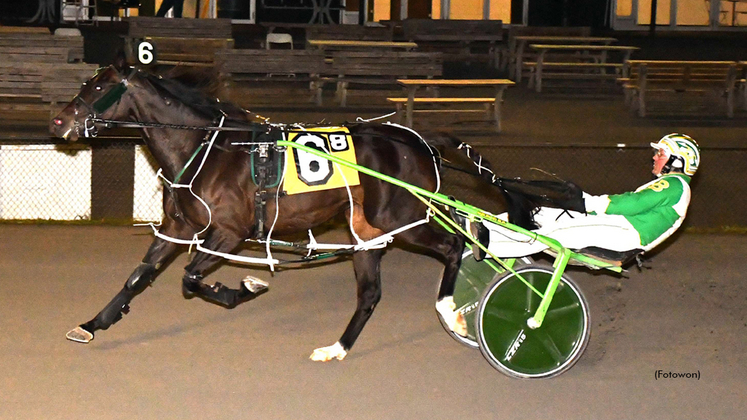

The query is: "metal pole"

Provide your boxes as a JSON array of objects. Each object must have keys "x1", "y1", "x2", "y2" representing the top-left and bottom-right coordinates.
[{"x1": 649, "y1": 0, "x2": 657, "y2": 37}]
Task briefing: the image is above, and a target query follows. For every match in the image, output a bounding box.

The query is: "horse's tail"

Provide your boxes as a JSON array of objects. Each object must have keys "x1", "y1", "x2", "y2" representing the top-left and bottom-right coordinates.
[
  {"x1": 424, "y1": 132, "x2": 538, "y2": 229},
  {"x1": 421, "y1": 131, "x2": 498, "y2": 182},
  {"x1": 423, "y1": 132, "x2": 585, "y2": 231}
]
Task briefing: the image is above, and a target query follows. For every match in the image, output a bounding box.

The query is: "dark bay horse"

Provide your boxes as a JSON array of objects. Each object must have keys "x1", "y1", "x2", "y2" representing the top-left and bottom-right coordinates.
[{"x1": 50, "y1": 59, "x2": 488, "y2": 361}]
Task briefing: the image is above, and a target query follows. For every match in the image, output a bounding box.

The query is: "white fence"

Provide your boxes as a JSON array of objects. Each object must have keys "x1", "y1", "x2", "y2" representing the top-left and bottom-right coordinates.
[
  {"x1": 0, "y1": 143, "x2": 162, "y2": 222},
  {"x1": 134, "y1": 145, "x2": 164, "y2": 222}
]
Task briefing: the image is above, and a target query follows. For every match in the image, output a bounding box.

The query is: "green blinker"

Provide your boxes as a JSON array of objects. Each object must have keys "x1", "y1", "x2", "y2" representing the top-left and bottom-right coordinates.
[{"x1": 92, "y1": 82, "x2": 128, "y2": 114}]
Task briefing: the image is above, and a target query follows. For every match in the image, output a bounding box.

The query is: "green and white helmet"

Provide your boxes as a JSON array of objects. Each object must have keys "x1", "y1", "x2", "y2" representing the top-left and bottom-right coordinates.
[{"x1": 651, "y1": 133, "x2": 700, "y2": 176}]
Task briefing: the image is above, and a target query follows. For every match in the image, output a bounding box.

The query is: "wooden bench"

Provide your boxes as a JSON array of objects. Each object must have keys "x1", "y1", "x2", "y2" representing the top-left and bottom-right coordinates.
[
  {"x1": 502, "y1": 26, "x2": 594, "y2": 80},
  {"x1": 0, "y1": 63, "x2": 98, "y2": 115},
  {"x1": 42, "y1": 64, "x2": 100, "y2": 112},
  {"x1": 306, "y1": 39, "x2": 418, "y2": 52},
  {"x1": 738, "y1": 61, "x2": 747, "y2": 111},
  {"x1": 125, "y1": 17, "x2": 234, "y2": 68},
  {"x1": 0, "y1": 28, "x2": 91, "y2": 117},
  {"x1": 128, "y1": 16, "x2": 233, "y2": 39},
  {"x1": 0, "y1": 26, "x2": 51, "y2": 35},
  {"x1": 525, "y1": 62, "x2": 626, "y2": 91},
  {"x1": 620, "y1": 60, "x2": 740, "y2": 117},
  {"x1": 136, "y1": 36, "x2": 234, "y2": 67},
  {"x1": 388, "y1": 97, "x2": 498, "y2": 130},
  {"x1": 322, "y1": 51, "x2": 443, "y2": 106},
  {"x1": 0, "y1": 66, "x2": 43, "y2": 108},
  {"x1": 215, "y1": 49, "x2": 328, "y2": 106},
  {"x1": 526, "y1": 44, "x2": 638, "y2": 92},
  {"x1": 306, "y1": 24, "x2": 394, "y2": 41},
  {"x1": 401, "y1": 19, "x2": 503, "y2": 65},
  {"x1": 516, "y1": 37, "x2": 619, "y2": 83},
  {"x1": 387, "y1": 79, "x2": 514, "y2": 132},
  {"x1": 0, "y1": 32, "x2": 84, "y2": 63}
]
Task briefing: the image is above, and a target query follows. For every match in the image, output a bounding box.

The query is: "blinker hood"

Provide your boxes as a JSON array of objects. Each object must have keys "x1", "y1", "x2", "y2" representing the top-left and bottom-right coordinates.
[{"x1": 92, "y1": 82, "x2": 128, "y2": 114}]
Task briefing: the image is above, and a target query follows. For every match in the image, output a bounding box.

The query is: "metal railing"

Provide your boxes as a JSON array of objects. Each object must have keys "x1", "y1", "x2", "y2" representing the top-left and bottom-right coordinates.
[{"x1": 0, "y1": 139, "x2": 743, "y2": 229}]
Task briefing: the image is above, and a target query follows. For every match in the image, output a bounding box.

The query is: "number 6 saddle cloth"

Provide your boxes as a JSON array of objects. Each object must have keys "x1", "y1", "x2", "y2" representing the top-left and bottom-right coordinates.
[{"x1": 282, "y1": 126, "x2": 361, "y2": 195}]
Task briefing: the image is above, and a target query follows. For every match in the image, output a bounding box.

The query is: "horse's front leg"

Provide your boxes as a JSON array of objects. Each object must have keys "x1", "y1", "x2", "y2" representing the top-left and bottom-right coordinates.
[
  {"x1": 65, "y1": 236, "x2": 180, "y2": 343},
  {"x1": 399, "y1": 225, "x2": 468, "y2": 337},
  {"x1": 181, "y1": 229, "x2": 268, "y2": 308},
  {"x1": 310, "y1": 248, "x2": 384, "y2": 362}
]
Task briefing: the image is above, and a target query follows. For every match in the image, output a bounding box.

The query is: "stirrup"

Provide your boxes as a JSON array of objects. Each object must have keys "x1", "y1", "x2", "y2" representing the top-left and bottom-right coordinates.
[
  {"x1": 447, "y1": 197, "x2": 469, "y2": 233},
  {"x1": 470, "y1": 222, "x2": 490, "y2": 261},
  {"x1": 576, "y1": 246, "x2": 644, "y2": 268},
  {"x1": 446, "y1": 197, "x2": 489, "y2": 261}
]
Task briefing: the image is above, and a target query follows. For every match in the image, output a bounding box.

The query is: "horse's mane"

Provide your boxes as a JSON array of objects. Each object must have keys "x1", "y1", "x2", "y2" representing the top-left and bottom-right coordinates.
[{"x1": 139, "y1": 70, "x2": 250, "y2": 125}]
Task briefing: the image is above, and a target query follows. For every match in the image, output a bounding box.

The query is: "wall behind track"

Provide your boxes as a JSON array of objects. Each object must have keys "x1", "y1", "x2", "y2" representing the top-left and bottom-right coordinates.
[
  {"x1": 0, "y1": 139, "x2": 161, "y2": 223},
  {"x1": 436, "y1": 144, "x2": 744, "y2": 230},
  {"x1": 0, "y1": 140, "x2": 743, "y2": 229}
]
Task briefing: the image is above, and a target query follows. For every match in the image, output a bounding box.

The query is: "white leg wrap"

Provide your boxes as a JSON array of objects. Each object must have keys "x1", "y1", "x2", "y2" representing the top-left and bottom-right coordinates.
[
  {"x1": 436, "y1": 297, "x2": 468, "y2": 337},
  {"x1": 66, "y1": 326, "x2": 93, "y2": 343},
  {"x1": 242, "y1": 275, "x2": 269, "y2": 293},
  {"x1": 309, "y1": 341, "x2": 347, "y2": 362}
]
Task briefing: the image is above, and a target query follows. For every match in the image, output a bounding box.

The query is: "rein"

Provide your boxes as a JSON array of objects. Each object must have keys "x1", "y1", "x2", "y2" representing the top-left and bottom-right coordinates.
[{"x1": 88, "y1": 117, "x2": 265, "y2": 133}]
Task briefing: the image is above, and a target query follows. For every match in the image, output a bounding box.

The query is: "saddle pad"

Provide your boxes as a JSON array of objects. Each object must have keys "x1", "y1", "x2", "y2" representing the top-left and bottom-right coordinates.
[{"x1": 283, "y1": 126, "x2": 361, "y2": 196}]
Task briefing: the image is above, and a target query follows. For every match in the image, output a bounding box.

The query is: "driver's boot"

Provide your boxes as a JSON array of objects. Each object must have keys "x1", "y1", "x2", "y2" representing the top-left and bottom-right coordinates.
[
  {"x1": 448, "y1": 199, "x2": 490, "y2": 262},
  {"x1": 470, "y1": 222, "x2": 490, "y2": 262}
]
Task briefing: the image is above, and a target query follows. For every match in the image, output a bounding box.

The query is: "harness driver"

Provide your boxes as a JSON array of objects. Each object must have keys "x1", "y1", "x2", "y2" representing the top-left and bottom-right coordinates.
[{"x1": 468, "y1": 133, "x2": 701, "y2": 264}]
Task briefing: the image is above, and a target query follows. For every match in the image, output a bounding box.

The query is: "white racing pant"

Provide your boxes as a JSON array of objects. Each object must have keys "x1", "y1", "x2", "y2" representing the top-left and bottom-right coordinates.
[{"x1": 483, "y1": 208, "x2": 642, "y2": 258}]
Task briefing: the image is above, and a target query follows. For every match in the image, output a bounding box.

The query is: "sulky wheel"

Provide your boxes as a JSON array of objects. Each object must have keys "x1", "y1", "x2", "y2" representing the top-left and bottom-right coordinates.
[
  {"x1": 475, "y1": 264, "x2": 590, "y2": 379},
  {"x1": 439, "y1": 249, "x2": 531, "y2": 349}
]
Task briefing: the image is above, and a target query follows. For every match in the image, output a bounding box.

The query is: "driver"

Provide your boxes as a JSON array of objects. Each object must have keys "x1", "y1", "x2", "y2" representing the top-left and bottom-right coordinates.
[{"x1": 469, "y1": 133, "x2": 700, "y2": 263}]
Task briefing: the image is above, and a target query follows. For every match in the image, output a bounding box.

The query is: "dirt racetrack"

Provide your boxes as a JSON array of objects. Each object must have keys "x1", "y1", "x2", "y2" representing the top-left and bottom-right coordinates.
[{"x1": 0, "y1": 225, "x2": 744, "y2": 419}]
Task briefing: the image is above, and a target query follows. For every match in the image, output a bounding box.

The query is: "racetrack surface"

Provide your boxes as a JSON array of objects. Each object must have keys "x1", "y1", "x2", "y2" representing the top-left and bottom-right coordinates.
[{"x1": 0, "y1": 225, "x2": 744, "y2": 419}]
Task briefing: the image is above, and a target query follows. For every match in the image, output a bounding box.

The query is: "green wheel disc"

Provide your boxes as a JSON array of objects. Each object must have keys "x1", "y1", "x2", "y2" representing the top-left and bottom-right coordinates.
[
  {"x1": 476, "y1": 265, "x2": 590, "y2": 379},
  {"x1": 439, "y1": 250, "x2": 531, "y2": 349}
]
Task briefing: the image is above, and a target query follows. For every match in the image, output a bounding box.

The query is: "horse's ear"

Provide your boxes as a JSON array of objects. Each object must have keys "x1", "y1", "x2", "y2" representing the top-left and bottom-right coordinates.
[{"x1": 113, "y1": 50, "x2": 129, "y2": 72}]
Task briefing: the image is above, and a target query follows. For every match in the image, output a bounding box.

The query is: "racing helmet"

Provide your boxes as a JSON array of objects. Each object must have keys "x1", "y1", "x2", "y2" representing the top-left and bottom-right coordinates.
[{"x1": 650, "y1": 133, "x2": 700, "y2": 176}]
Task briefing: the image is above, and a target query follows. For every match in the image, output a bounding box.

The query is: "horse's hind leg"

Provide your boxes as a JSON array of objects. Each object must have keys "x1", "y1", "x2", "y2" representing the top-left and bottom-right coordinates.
[
  {"x1": 66, "y1": 237, "x2": 179, "y2": 343},
  {"x1": 310, "y1": 248, "x2": 384, "y2": 362},
  {"x1": 397, "y1": 225, "x2": 468, "y2": 337},
  {"x1": 181, "y1": 229, "x2": 267, "y2": 308}
]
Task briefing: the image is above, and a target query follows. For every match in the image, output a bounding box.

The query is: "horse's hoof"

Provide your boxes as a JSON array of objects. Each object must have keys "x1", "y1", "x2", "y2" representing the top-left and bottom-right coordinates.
[
  {"x1": 310, "y1": 342, "x2": 347, "y2": 362},
  {"x1": 66, "y1": 326, "x2": 94, "y2": 343},
  {"x1": 182, "y1": 283, "x2": 196, "y2": 300},
  {"x1": 242, "y1": 275, "x2": 269, "y2": 294},
  {"x1": 436, "y1": 297, "x2": 468, "y2": 337}
]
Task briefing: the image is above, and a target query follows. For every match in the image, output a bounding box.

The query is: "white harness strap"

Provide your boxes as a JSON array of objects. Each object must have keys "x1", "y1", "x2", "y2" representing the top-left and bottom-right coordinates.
[
  {"x1": 384, "y1": 122, "x2": 442, "y2": 194},
  {"x1": 458, "y1": 142, "x2": 498, "y2": 183},
  {"x1": 152, "y1": 227, "x2": 204, "y2": 245},
  {"x1": 354, "y1": 218, "x2": 429, "y2": 251},
  {"x1": 156, "y1": 115, "x2": 225, "y2": 235},
  {"x1": 195, "y1": 243, "x2": 279, "y2": 266},
  {"x1": 356, "y1": 112, "x2": 397, "y2": 122},
  {"x1": 140, "y1": 121, "x2": 437, "y2": 269},
  {"x1": 146, "y1": 116, "x2": 223, "y2": 252}
]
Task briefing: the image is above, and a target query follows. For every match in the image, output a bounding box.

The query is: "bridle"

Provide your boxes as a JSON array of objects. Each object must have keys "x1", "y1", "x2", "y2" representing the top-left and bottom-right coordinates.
[{"x1": 72, "y1": 66, "x2": 137, "y2": 138}]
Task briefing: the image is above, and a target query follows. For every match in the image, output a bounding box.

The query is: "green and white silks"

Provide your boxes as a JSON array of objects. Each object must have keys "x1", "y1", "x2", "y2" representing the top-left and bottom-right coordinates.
[
  {"x1": 585, "y1": 173, "x2": 691, "y2": 251},
  {"x1": 483, "y1": 173, "x2": 691, "y2": 257}
]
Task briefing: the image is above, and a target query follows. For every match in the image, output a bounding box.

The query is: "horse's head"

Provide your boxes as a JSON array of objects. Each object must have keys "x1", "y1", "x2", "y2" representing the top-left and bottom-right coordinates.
[{"x1": 50, "y1": 57, "x2": 133, "y2": 141}]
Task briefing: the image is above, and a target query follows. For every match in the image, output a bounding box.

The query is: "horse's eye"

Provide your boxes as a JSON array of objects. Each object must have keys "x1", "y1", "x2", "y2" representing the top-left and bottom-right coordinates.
[{"x1": 95, "y1": 85, "x2": 102, "y2": 91}]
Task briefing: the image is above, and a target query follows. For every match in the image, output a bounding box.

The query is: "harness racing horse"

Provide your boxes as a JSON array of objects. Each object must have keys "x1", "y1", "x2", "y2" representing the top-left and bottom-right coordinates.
[{"x1": 49, "y1": 59, "x2": 498, "y2": 361}]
